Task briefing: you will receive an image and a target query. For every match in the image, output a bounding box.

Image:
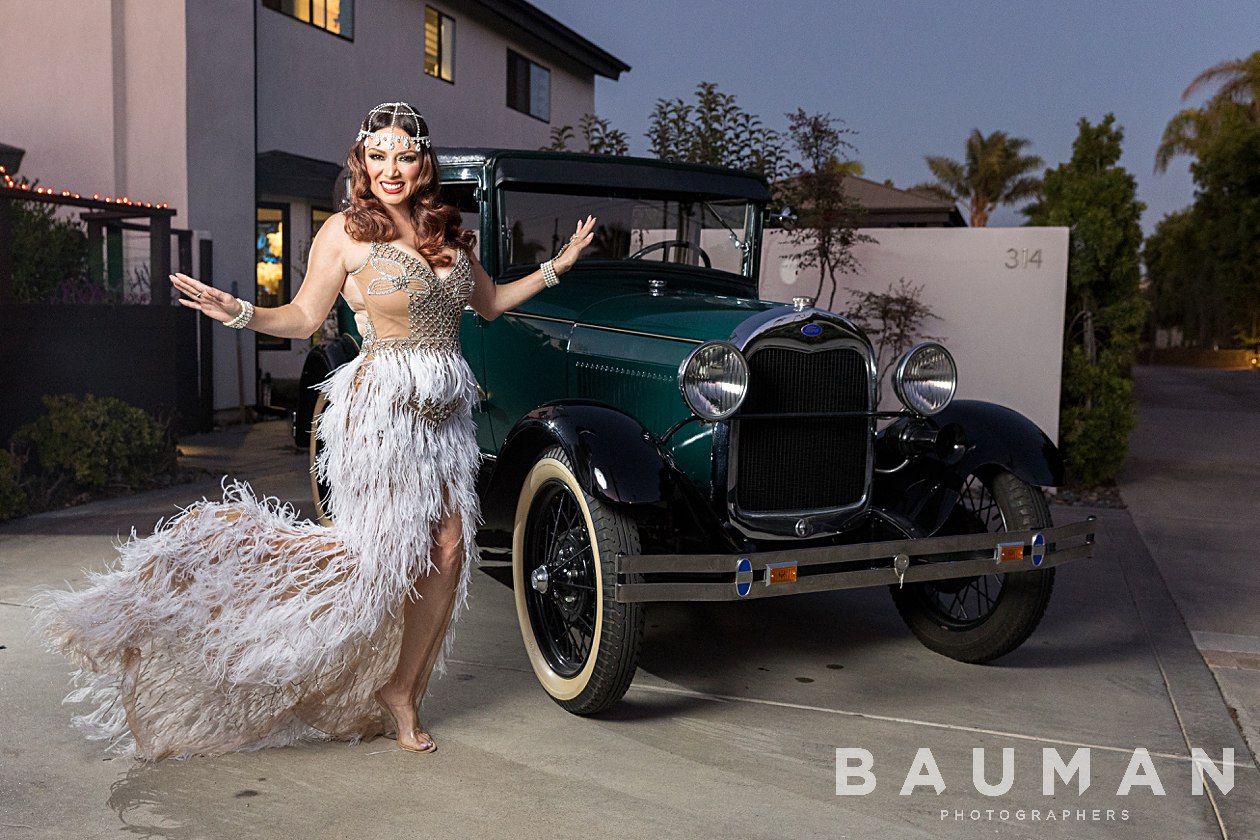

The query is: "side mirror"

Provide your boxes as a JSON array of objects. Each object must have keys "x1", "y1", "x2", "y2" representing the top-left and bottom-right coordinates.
[{"x1": 773, "y1": 206, "x2": 799, "y2": 231}]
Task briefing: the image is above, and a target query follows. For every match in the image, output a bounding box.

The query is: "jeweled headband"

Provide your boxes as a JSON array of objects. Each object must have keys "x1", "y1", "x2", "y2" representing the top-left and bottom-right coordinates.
[{"x1": 355, "y1": 102, "x2": 432, "y2": 151}]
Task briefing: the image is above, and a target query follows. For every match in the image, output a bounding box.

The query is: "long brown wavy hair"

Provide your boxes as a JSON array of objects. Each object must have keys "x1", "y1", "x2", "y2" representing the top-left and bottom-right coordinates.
[{"x1": 342, "y1": 104, "x2": 473, "y2": 268}]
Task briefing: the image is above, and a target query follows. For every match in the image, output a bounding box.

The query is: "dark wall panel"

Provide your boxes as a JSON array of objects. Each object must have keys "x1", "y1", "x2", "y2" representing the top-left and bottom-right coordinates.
[{"x1": 0, "y1": 304, "x2": 212, "y2": 443}]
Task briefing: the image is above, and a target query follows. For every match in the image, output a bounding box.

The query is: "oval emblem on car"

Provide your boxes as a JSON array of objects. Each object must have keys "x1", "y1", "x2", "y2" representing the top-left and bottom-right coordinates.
[{"x1": 801, "y1": 323, "x2": 823, "y2": 337}]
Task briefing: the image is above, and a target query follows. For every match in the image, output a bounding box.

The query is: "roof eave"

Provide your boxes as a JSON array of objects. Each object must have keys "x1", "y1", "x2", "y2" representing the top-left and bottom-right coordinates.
[{"x1": 470, "y1": 0, "x2": 631, "y2": 79}]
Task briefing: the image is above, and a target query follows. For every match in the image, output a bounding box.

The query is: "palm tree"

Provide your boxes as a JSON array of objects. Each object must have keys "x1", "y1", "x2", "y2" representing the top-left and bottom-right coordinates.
[
  {"x1": 1156, "y1": 50, "x2": 1260, "y2": 172},
  {"x1": 1184, "y1": 52, "x2": 1260, "y2": 118},
  {"x1": 912, "y1": 130, "x2": 1043, "y2": 227}
]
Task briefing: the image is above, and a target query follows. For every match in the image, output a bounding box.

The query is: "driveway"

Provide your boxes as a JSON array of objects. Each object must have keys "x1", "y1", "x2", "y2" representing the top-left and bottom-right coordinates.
[{"x1": 1, "y1": 389, "x2": 1257, "y2": 839}]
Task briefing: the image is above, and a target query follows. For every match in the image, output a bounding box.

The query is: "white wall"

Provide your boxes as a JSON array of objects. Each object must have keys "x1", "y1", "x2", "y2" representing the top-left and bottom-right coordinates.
[
  {"x1": 0, "y1": 0, "x2": 188, "y2": 214},
  {"x1": 255, "y1": 0, "x2": 597, "y2": 167},
  {"x1": 761, "y1": 227, "x2": 1070, "y2": 442},
  {"x1": 186, "y1": 0, "x2": 256, "y2": 413}
]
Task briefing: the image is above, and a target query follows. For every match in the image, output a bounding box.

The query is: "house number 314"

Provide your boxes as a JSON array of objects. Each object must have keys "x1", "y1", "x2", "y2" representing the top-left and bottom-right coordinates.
[{"x1": 1005, "y1": 248, "x2": 1042, "y2": 269}]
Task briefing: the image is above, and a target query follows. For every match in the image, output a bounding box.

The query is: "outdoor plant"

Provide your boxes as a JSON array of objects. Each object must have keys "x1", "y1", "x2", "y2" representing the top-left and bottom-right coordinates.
[
  {"x1": 778, "y1": 109, "x2": 873, "y2": 310},
  {"x1": 7, "y1": 193, "x2": 91, "y2": 303},
  {"x1": 646, "y1": 81, "x2": 790, "y2": 183},
  {"x1": 914, "y1": 129, "x2": 1043, "y2": 227},
  {"x1": 543, "y1": 113, "x2": 629, "y2": 156},
  {"x1": 0, "y1": 450, "x2": 26, "y2": 522},
  {"x1": 845, "y1": 278, "x2": 941, "y2": 403},
  {"x1": 10, "y1": 393, "x2": 178, "y2": 509},
  {"x1": 1025, "y1": 115, "x2": 1146, "y2": 488},
  {"x1": 1148, "y1": 52, "x2": 1260, "y2": 348}
]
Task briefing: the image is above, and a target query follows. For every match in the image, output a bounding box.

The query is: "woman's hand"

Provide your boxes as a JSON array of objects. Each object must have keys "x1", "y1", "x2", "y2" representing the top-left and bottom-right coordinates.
[
  {"x1": 552, "y1": 215, "x2": 597, "y2": 274},
  {"x1": 170, "y1": 273, "x2": 244, "y2": 324}
]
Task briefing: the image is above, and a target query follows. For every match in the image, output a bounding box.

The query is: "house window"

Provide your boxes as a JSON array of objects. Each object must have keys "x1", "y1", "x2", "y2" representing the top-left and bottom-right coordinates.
[
  {"x1": 506, "y1": 50, "x2": 550, "y2": 122},
  {"x1": 261, "y1": 0, "x2": 353, "y2": 39},
  {"x1": 424, "y1": 7, "x2": 455, "y2": 83},
  {"x1": 256, "y1": 204, "x2": 289, "y2": 350},
  {"x1": 311, "y1": 208, "x2": 334, "y2": 239}
]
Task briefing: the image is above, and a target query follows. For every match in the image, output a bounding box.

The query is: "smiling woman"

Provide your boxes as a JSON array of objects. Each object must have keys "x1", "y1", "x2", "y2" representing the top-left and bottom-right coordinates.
[{"x1": 31, "y1": 102, "x2": 596, "y2": 760}]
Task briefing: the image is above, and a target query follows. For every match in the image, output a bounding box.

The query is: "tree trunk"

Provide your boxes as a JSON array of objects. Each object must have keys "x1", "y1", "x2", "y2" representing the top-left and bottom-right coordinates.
[{"x1": 969, "y1": 195, "x2": 991, "y2": 227}]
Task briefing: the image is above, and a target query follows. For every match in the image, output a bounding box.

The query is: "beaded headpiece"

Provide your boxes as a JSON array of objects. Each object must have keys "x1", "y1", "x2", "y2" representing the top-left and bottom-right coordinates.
[{"x1": 355, "y1": 102, "x2": 431, "y2": 151}]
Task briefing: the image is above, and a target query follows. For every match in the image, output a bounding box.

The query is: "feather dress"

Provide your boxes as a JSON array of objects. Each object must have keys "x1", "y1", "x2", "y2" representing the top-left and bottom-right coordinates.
[{"x1": 32, "y1": 242, "x2": 481, "y2": 759}]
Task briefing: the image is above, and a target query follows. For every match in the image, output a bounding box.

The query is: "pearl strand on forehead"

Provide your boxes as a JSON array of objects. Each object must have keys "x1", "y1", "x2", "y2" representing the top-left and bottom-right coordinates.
[{"x1": 355, "y1": 102, "x2": 431, "y2": 151}]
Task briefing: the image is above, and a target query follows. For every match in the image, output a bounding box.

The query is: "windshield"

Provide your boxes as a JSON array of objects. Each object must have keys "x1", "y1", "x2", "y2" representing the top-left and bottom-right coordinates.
[{"x1": 499, "y1": 187, "x2": 754, "y2": 276}]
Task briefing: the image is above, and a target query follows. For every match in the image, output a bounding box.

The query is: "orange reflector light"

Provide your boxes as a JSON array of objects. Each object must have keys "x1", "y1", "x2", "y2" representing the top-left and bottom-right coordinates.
[
  {"x1": 996, "y1": 542, "x2": 1024, "y2": 563},
  {"x1": 766, "y1": 562, "x2": 798, "y2": 585}
]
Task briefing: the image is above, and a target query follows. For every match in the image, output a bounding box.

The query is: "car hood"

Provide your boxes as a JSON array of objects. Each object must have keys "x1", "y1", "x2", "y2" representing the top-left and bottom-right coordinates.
[{"x1": 571, "y1": 289, "x2": 784, "y2": 343}]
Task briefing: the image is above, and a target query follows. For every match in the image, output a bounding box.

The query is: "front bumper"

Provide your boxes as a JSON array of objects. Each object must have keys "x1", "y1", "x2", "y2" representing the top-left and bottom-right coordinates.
[{"x1": 614, "y1": 517, "x2": 1096, "y2": 602}]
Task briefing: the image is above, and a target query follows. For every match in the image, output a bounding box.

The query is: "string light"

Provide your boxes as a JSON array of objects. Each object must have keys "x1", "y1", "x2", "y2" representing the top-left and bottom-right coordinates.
[{"x1": 0, "y1": 169, "x2": 171, "y2": 211}]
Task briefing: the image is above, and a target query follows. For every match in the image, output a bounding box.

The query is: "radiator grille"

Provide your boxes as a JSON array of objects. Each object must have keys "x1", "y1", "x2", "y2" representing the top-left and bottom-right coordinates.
[{"x1": 735, "y1": 346, "x2": 870, "y2": 512}]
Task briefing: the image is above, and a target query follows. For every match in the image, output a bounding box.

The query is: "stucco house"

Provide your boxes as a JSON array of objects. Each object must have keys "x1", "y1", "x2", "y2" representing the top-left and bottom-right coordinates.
[{"x1": 0, "y1": 0, "x2": 627, "y2": 420}]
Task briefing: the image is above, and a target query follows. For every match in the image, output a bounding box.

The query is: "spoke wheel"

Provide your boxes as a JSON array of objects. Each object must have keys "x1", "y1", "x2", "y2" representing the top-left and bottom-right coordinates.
[
  {"x1": 513, "y1": 447, "x2": 643, "y2": 714},
  {"x1": 891, "y1": 470, "x2": 1056, "y2": 663},
  {"x1": 524, "y1": 480, "x2": 599, "y2": 677}
]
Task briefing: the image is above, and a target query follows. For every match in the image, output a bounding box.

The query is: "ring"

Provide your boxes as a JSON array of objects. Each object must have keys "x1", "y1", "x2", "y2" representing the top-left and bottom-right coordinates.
[{"x1": 195, "y1": 291, "x2": 204, "y2": 298}]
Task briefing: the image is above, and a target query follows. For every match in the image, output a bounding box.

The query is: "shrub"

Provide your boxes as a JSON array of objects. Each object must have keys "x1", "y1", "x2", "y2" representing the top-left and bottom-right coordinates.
[
  {"x1": 8, "y1": 195, "x2": 91, "y2": 303},
  {"x1": 0, "y1": 450, "x2": 26, "y2": 522},
  {"x1": 11, "y1": 394, "x2": 177, "y2": 507}
]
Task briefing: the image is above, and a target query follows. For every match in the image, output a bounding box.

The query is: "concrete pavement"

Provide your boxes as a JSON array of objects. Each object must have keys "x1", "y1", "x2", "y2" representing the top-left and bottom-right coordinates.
[
  {"x1": 1120, "y1": 366, "x2": 1260, "y2": 774},
  {"x1": 1, "y1": 374, "x2": 1258, "y2": 839}
]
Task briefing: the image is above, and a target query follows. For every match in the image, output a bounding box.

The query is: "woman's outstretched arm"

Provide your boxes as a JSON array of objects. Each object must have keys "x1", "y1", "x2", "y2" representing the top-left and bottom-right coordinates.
[
  {"x1": 170, "y1": 214, "x2": 351, "y2": 338},
  {"x1": 467, "y1": 215, "x2": 596, "y2": 321}
]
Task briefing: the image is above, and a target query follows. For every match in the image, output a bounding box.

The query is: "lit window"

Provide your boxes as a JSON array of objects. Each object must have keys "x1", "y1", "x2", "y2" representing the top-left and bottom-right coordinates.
[
  {"x1": 256, "y1": 205, "x2": 289, "y2": 350},
  {"x1": 262, "y1": 0, "x2": 353, "y2": 39},
  {"x1": 311, "y1": 208, "x2": 334, "y2": 239},
  {"x1": 507, "y1": 50, "x2": 550, "y2": 122},
  {"x1": 425, "y1": 7, "x2": 455, "y2": 83}
]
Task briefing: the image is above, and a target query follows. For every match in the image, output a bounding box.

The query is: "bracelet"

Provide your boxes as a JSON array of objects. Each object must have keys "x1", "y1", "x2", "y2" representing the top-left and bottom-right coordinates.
[
  {"x1": 225, "y1": 298, "x2": 255, "y2": 329},
  {"x1": 541, "y1": 260, "x2": 560, "y2": 288}
]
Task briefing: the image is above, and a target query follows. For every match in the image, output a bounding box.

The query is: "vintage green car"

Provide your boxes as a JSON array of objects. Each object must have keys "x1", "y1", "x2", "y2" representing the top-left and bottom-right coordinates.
[{"x1": 296, "y1": 149, "x2": 1095, "y2": 715}]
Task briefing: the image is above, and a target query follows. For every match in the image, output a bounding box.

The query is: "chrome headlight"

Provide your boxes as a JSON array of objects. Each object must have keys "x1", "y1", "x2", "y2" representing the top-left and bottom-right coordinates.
[
  {"x1": 892, "y1": 342, "x2": 957, "y2": 415},
  {"x1": 678, "y1": 341, "x2": 749, "y2": 421}
]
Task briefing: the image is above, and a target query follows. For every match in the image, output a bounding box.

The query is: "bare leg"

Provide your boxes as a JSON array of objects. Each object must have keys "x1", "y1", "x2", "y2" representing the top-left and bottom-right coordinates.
[{"x1": 377, "y1": 506, "x2": 464, "y2": 752}]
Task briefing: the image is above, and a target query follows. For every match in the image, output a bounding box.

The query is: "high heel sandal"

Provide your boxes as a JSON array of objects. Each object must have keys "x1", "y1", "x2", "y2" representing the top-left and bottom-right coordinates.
[{"x1": 374, "y1": 690, "x2": 437, "y2": 753}]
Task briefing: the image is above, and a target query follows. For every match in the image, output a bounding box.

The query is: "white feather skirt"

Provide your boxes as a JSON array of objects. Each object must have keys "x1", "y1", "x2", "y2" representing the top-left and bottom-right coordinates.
[{"x1": 31, "y1": 347, "x2": 481, "y2": 760}]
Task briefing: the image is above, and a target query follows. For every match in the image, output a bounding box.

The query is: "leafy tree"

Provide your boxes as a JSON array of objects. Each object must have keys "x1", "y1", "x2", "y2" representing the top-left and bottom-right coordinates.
[
  {"x1": 543, "y1": 124, "x2": 575, "y2": 152},
  {"x1": 1156, "y1": 50, "x2": 1260, "y2": 172},
  {"x1": 542, "y1": 114, "x2": 628, "y2": 156},
  {"x1": 846, "y1": 278, "x2": 940, "y2": 401},
  {"x1": 1187, "y1": 114, "x2": 1260, "y2": 344},
  {"x1": 1150, "y1": 53, "x2": 1260, "y2": 346},
  {"x1": 6, "y1": 193, "x2": 90, "y2": 303},
  {"x1": 777, "y1": 109, "x2": 873, "y2": 309},
  {"x1": 646, "y1": 82, "x2": 789, "y2": 182},
  {"x1": 1143, "y1": 208, "x2": 1216, "y2": 344},
  {"x1": 1025, "y1": 115, "x2": 1145, "y2": 487},
  {"x1": 914, "y1": 129, "x2": 1043, "y2": 226}
]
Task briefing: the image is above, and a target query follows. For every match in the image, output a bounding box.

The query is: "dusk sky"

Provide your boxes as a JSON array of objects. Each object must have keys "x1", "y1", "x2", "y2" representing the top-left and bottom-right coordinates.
[{"x1": 530, "y1": 0, "x2": 1259, "y2": 233}]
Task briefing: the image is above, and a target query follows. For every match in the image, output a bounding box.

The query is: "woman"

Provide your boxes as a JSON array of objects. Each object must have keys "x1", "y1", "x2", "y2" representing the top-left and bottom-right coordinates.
[{"x1": 33, "y1": 102, "x2": 595, "y2": 759}]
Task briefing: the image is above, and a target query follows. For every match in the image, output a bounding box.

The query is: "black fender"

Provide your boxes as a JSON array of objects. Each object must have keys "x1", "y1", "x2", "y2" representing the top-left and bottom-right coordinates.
[
  {"x1": 479, "y1": 401, "x2": 734, "y2": 552},
  {"x1": 873, "y1": 400, "x2": 1063, "y2": 536},
  {"x1": 293, "y1": 334, "x2": 360, "y2": 449},
  {"x1": 934, "y1": 400, "x2": 1063, "y2": 486}
]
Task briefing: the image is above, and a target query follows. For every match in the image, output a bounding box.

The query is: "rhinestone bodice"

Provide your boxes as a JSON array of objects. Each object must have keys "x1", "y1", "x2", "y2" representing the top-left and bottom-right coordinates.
[{"x1": 346, "y1": 241, "x2": 473, "y2": 351}]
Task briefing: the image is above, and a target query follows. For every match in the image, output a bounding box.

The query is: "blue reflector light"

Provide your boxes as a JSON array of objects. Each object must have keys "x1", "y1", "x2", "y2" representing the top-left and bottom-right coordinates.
[{"x1": 735, "y1": 557, "x2": 753, "y2": 597}]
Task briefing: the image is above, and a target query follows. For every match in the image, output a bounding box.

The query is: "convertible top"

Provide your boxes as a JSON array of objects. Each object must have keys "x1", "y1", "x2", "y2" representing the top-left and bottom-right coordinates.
[{"x1": 437, "y1": 148, "x2": 771, "y2": 202}]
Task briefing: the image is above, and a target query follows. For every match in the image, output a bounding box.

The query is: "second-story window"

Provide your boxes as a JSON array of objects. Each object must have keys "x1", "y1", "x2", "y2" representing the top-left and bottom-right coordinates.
[
  {"x1": 262, "y1": 0, "x2": 354, "y2": 39},
  {"x1": 424, "y1": 7, "x2": 455, "y2": 82},
  {"x1": 506, "y1": 50, "x2": 550, "y2": 122}
]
